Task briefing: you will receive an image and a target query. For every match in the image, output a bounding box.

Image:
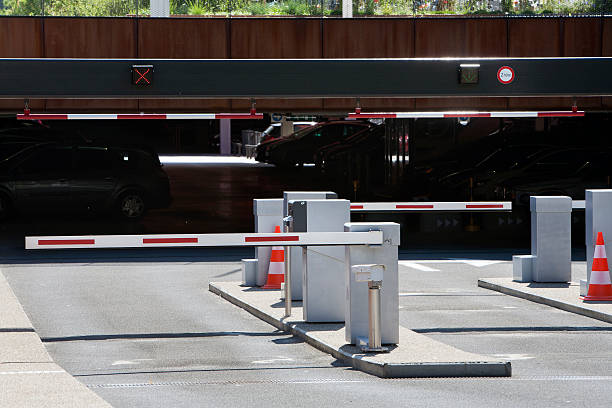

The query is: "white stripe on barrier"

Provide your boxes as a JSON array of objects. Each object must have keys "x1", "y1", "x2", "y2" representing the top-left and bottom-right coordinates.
[
  {"x1": 349, "y1": 202, "x2": 512, "y2": 212},
  {"x1": 25, "y1": 231, "x2": 383, "y2": 250},
  {"x1": 165, "y1": 113, "x2": 217, "y2": 120}
]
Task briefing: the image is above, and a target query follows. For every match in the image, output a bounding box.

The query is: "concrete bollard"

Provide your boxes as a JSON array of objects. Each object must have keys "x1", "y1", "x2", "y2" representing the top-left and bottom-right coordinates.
[
  {"x1": 585, "y1": 190, "x2": 612, "y2": 286},
  {"x1": 292, "y1": 199, "x2": 350, "y2": 323},
  {"x1": 283, "y1": 191, "x2": 337, "y2": 300},
  {"x1": 241, "y1": 259, "x2": 258, "y2": 286},
  {"x1": 512, "y1": 255, "x2": 535, "y2": 283},
  {"x1": 344, "y1": 222, "x2": 400, "y2": 346},
  {"x1": 253, "y1": 199, "x2": 284, "y2": 287},
  {"x1": 530, "y1": 196, "x2": 572, "y2": 282}
]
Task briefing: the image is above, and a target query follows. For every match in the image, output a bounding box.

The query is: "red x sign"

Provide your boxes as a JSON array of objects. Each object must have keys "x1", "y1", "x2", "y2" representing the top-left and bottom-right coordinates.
[{"x1": 132, "y1": 65, "x2": 154, "y2": 86}]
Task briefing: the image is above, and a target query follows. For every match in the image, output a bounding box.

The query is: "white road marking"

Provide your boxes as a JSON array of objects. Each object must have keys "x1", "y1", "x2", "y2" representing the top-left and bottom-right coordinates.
[
  {"x1": 398, "y1": 262, "x2": 440, "y2": 272},
  {"x1": 0, "y1": 370, "x2": 64, "y2": 375},
  {"x1": 454, "y1": 260, "x2": 504, "y2": 267},
  {"x1": 111, "y1": 359, "x2": 153, "y2": 366},
  {"x1": 251, "y1": 358, "x2": 294, "y2": 364},
  {"x1": 491, "y1": 354, "x2": 535, "y2": 360},
  {"x1": 399, "y1": 259, "x2": 505, "y2": 268}
]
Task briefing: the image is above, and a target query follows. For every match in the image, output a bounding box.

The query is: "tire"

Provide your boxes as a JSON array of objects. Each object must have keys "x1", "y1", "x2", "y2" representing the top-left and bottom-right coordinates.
[{"x1": 117, "y1": 191, "x2": 146, "y2": 220}]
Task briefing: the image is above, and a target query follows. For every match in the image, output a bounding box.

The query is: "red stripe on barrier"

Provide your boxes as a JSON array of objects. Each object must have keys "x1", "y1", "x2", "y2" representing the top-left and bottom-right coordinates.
[
  {"x1": 17, "y1": 114, "x2": 69, "y2": 120},
  {"x1": 245, "y1": 236, "x2": 300, "y2": 243},
  {"x1": 466, "y1": 204, "x2": 504, "y2": 209},
  {"x1": 117, "y1": 114, "x2": 167, "y2": 119},
  {"x1": 215, "y1": 113, "x2": 264, "y2": 119},
  {"x1": 537, "y1": 111, "x2": 585, "y2": 117},
  {"x1": 396, "y1": 204, "x2": 435, "y2": 209},
  {"x1": 348, "y1": 113, "x2": 397, "y2": 118},
  {"x1": 443, "y1": 113, "x2": 491, "y2": 118},
  {"x1": 143, "y1": 238, "x2": 198, "y2": 244},
  {"x1": 38, "y1": 239, "x2": 95, "y2": 245},
  {"x1": 350, "y1": 205, "x2": 364, "y2": 209}
]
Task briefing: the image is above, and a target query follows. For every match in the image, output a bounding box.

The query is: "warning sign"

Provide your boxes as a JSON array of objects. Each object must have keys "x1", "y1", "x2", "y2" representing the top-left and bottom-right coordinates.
[{"x1": 497, "y1": 66, "x2": 514, "y2": 84}]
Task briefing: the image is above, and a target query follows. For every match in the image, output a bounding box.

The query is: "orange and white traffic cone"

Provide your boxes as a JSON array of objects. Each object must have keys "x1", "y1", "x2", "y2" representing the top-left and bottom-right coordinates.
[
  {"x1": 582, "y1": 231, "x2": 612, "y2": 301},
  {"x1": 262, "y1": 226, "x2": 285, "y2": 290}
]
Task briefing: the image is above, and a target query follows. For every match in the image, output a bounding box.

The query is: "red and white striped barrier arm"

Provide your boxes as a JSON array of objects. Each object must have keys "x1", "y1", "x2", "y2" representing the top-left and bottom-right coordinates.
[
  {"x1": 17, "y1": 113, "x2": 264, "y2": 120},
  {"x1": 348, "y1": 111, "x2": 585, "y2": 119},
  {"x1": 350, "y1": 202, "x2": 512, "y2": 212},
  {"x1": 25, "y1": 231, "x2": 383, "y2": 250}
]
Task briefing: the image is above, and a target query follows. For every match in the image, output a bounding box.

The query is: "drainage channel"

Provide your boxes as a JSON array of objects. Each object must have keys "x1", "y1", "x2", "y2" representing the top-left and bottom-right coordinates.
[{"x1": 86, "y1": 376, "x2": 612, "y2": 389}]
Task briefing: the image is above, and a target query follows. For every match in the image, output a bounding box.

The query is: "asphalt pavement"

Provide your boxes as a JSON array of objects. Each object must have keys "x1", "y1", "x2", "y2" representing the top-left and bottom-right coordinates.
[{"x1": 3, "y1": 251, "x2": 611, "y2": 407}]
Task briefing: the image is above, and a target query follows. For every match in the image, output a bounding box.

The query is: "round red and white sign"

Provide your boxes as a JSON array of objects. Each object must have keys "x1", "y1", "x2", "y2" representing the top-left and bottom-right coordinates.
[{"x1": 497, "y1": 66, "x2": 515, "y2": 84}]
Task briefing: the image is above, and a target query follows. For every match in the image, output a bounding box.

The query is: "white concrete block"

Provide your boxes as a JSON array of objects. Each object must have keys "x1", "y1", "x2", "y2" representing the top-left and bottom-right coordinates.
[{"x1": 513, "y1": 255, "x2": 535, "y2": 283}]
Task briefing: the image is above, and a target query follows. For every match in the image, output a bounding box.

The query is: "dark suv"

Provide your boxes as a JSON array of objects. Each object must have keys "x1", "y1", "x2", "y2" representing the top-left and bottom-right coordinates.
[{"x1": 0, "y1": 143, "x2": 171, "y2": 220}]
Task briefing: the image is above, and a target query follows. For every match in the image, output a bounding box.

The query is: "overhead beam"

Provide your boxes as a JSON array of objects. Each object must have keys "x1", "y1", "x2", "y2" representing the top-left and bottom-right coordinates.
[{"x1": 1, "y1": 58, "x2": 611, "y2": 99}]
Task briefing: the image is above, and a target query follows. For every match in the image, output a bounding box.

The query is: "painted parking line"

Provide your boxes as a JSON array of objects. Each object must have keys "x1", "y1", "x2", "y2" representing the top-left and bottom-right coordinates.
[
  {"x1": 0, "y1": 370, "x2": 64, "y2": 375},
  {"x1": 399, "y1": 260, "x2": 505, "y2": 269},
  {"x1": 398, "y1": 261, "x2": 440, "y2": 272}
]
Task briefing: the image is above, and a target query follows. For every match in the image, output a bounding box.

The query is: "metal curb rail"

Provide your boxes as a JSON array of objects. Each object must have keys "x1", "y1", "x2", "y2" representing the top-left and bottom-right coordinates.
[{"x1": 25, "y1": 231, "x2": 383, "y2": 249}]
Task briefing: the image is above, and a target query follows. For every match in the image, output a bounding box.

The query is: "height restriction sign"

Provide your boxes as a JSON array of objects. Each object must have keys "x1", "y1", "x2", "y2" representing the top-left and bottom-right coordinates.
[{"x1": 497, "y1": 66, "x2": 514, "y2": 84}]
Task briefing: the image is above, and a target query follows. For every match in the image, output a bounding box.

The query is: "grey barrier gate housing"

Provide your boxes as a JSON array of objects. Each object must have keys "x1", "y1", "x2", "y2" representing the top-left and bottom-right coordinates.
[
  {"x1": 345, "y1": 222, "x2": 400, "y2": 345},
  {"x1": 292, "y1": 199, "x2": 351, "y2": 323},
  {"x1": 284, "y1": 191, "x2": 337, "y2": 301}
]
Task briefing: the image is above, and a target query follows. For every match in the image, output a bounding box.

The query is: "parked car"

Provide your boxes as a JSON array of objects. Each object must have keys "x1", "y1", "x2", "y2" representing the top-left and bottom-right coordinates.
[
  {"x1": 260, "y1": 121, "x2": 317, "y2": 144},
  {"x1": 433, "y1": 147, "x2": 612, "y2": 204},
  {"x1": 0, "y1": 143, "x2": 171, "y2": 220},
  {"x1": 315, "y1": 124, "x2": 384, "y2": 171},
  {"x1": 315, "y1": 125, "x2": 386, "y2": 199},
  {"x1": 255, "y1": 121, "x2": 372, "y2": 167}
]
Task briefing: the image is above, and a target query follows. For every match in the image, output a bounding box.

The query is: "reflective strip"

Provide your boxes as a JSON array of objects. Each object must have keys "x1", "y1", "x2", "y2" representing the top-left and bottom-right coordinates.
[
  {"x1": 215, "y1": 113, "x2": 264, "y2": 119},
  {"x1": 269, "y1": 248, "x2": 285, "y2": 262},
  {"x1": 396, "y1": 204, "x2": 434, "y2": 209},
  {"x1": 117, "y1": 114, "x2": 167, "y2": 119},
  {"x1": 38, "y1": 239, "x2": 95, "y2": 246},
  {"x1": 17, "y1": 114, "x2": 69, "y2": 120},
  {"x1": 245, "y1": 236, "x2": 300, "y2": 243},
  {"x1": 592, "y1": 257, "x2": 609, "y2": 272},
  {"x1": 166, "y1": 114, "x2": 216, "y2": 120},
  {"x1": 538, "y1": 111, "x2": 585, "y2": 117},
  {"x1": 68, "y1": 114, "x2": 118, "y2": 120},
  {"x1": 143, "y1": 238, "x2": 198, "y2": 244},
  {"x1": 490, "y1": 111, "x2": 537, "y2": 118},
  {"x1": 594, "y1": 244, "x2": 607, "y2": 260},
  {"x1": 589, "y1": 270, "x2": 612, "y2": 285},
  {"x1": 443, "y1": 113, "x2": 491, "y2": 118},
  {"x1": 466, "y1": 204, "x2": 504, "y2": 209}
]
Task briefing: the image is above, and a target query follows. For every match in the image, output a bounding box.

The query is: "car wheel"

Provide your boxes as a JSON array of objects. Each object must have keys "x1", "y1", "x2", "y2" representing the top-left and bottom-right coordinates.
[
  {"x1": 117, "y1": 191, "x2": 146, "y2": 220},
  {"x1": 0, "y1": 193, "x2": 12, "y2": 220}
]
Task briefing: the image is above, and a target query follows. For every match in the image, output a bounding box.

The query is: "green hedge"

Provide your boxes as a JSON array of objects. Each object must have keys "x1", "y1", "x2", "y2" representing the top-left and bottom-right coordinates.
[{"x1": 1, "y1": 0, "x2": 610, "y2": 16}]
